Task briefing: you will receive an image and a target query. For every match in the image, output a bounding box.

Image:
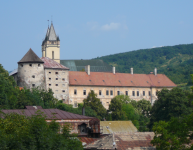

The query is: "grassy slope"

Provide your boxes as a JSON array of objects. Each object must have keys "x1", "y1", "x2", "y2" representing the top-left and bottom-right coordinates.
[{"x1": 95, "y1": 44, "x2": 193, "y2": 85}]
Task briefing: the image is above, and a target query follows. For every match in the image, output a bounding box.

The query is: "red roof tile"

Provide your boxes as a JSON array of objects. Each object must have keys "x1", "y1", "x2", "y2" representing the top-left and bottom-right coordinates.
[
  {"x1": 69, "y1": 71, "x2": 177, "y2": 87},
  {"x1": 41, "y1": 57, "x2": 69, "y2": 70}
]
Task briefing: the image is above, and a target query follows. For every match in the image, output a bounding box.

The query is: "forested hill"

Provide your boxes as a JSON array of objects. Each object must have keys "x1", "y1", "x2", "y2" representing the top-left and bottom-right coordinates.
[{"x1": 95, "y1": 44, "x2": 193, "y2": 84}]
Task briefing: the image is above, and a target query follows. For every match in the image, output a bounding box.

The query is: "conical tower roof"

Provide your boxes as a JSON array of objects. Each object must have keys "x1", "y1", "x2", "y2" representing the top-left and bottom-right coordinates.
[
  {"x1": 48, "y1": 23, "x2": 57, "y2": 41},
  {"x1": 18, "y1": 48, "x2": 44, "y2": 63},
  {"x1": 46, "y1": 26, "x2": 50, "y2": 37}
]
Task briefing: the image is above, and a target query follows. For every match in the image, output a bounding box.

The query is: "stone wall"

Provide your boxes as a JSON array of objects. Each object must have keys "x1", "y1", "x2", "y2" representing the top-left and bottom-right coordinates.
[
  {"x1": 17, "y1": 63, "x2": 45, "y2": 89},
  {"x1": 44, "y1": 68, "x2": 69, "y2": 102}
]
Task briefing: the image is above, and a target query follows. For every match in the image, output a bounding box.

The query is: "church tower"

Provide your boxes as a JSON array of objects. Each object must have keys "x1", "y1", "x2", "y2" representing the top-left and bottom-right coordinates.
[{"x1": 42, "y1": 22, "x2": 60, "y2": 63}]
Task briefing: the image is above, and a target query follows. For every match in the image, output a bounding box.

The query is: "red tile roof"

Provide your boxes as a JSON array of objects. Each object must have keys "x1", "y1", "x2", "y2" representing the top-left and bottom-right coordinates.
[
  {"x1": 41, "y1": 57, "x2": 69, "y2": 70},
  {"x1": 69, "y1": 71, "x2": 177, "y2": 87},
  {"x1": 1, "y1": 109, "x2": 93, "y2": 120}
]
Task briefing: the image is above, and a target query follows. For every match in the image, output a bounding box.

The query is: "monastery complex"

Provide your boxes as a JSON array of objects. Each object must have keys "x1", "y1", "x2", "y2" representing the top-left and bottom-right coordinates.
[{"x1": 10, "y1": 23, "x2": 177, "y2": 109}]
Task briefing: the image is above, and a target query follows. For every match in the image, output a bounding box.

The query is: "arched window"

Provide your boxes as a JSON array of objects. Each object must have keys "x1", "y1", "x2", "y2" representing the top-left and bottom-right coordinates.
[{"x1": 52, "y1": 51, "x2": 54, "y2": 59}]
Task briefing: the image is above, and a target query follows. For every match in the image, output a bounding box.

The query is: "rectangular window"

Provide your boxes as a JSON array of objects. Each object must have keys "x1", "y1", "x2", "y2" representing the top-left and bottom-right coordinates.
[
  {"x1": 137, "y1": 91, "x2": 139, "y2": 96},
  {"x1": 62, "y1": 78, "x2": 65, "y2": 81},
  {"x1": 49, "y1": 78, "x2": 51, "y2": 80},
  {"x1": 117, "y1": 91, "x2": 120, "y2": 95},
  {"x1": 32, "y1": 75, "x2": 35, "y2": 78},
  {"x1": 29, "y1": 64, "x2": 32, "y2": 67},
  {"x1": 32, "y1": 84, "x2": 35, "y2": 87},
  {"x1": 49, "y1": 72, "x2": 51, "y2": 74},
  {"x1": 62, "y1": 90, "x2": 65, "y2": 93},
  {"x1": 125, "y1": 91, "x2": 128, "y2": 96},
  {"x1": 56, "y1": 78, "x2": 58, "y2": 80},
  {"x1": 49, "y1": 84, "x2": 51, "y2": 86},
  {"x1": 106, "y1": 90, "x2": 109, "y2": 95},
  {"x1": 143, "y1": 91, "x2": 145, "y2": 96},
  {"x1": 55, "y1": 72, "x2": 58, "y2": 74},
  {"x1": 83, "y1": 90, "x2": 86, "y2": 95},
  {"x1": 74, "y1": 89, "x2": 77, "y2": 95},
  {"x1": 55, "y1": 84, "x2": 58, "y2": 86},
  {"x1": 38, "y1": 64, "x2": 40, "y2": 67},
  {"x1": 52, "y1": 51, "x2": 54, "y2": 59},
  {"x1": 149, "y1": 91, "x2": 151, "y2": 96},
  {"x1": 99, "y1": 90, "x2": 102, "y2": 95},
  {"x1": 74, "y1": 101, "x2": 78, "y2": 108},
  {"x1": 132, "y1": 91, "x2": 135, "y2": 96},
  {"x1": 110, "y1": 90, "x2": 113, "y2": 95}
]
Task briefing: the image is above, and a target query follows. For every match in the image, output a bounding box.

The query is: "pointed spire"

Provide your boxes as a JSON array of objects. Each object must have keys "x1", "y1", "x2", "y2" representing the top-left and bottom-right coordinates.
[
  {"x1": 18, "y1": 48, "x2": 44, "y2": 63},
  {"x1": 46, "y1": 26, "x2": 50, "y2": 37},
  {"x1": 48, "y1": 23, "x2": 57, "y2": 41}
]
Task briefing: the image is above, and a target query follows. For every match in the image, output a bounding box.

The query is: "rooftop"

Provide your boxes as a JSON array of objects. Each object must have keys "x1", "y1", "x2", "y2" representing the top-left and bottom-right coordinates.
[
  {"x1": 18, "y1": 49, "x2": 44, "y2": 64},
  {"x1": 41, "y1": 57, "x2": 69, "y2": 70},
  {"x1": 1, "y1": 107, "x2": 93, "y2": 120},
  {"x1": 100, "y1": 121, "x2": 138, "y2": 134},
  {"x1": 60, "y1": 59, "x2": 113, "y2": 72},
  {"x1": 69, "y1": 71, "x2": 177, "y2": 87},
  {"x1": 84, "y1": 132, "x2": 155, "y2": 150}
]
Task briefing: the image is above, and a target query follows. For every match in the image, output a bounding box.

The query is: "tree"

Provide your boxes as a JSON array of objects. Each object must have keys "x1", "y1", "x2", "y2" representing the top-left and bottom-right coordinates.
[
  {"x1": 0, "y1": 111, "x2": 83, "y2": 150},
  {"x1": 83, "y1": 90, "x2": 106, "y2": 120},
  {"x1": 148, "y1": 87, "x2": 192, "y2": 130},
  {"x1": 56, "y1": 101, "x2": 97, "y2": 118},
  {"x1": 151, "y1": 114, "x2": 193, "y2": 150}
]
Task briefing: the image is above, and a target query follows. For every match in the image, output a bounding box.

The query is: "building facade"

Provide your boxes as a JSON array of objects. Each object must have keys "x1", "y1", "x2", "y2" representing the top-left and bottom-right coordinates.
[{"x1": 10, "y1": 23, "x2": 177, "y2": 109}]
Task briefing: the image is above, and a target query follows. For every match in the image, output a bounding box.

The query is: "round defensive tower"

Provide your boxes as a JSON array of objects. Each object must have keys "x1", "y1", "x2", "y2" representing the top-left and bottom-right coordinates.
[{"x1": 17, "y1": 48, "x2": 45, "y2": 89}]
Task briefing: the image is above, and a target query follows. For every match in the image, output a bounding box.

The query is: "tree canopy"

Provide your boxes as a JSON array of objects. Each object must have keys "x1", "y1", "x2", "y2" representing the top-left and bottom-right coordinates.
[
  {"x1": 83, "y1": 90, "x2": 106, "y2": 120},
  {"x1": 0, "y1": 111, "x2": 83, "y2": 150},
  {"x1": 148, "y1": 87, "x2": 192, "y2": 130}
]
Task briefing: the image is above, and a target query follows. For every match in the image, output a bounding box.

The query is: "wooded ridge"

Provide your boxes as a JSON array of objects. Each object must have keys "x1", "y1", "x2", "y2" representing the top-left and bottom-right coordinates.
[{"x1": 95, "y1": 43, "x2": 193, "y2": 84}]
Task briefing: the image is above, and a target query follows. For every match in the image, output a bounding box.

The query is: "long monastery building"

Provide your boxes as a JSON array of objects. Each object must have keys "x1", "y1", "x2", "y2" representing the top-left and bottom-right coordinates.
[{"x1": 10, "y1": 23, "x2": 177, "y2": 109}]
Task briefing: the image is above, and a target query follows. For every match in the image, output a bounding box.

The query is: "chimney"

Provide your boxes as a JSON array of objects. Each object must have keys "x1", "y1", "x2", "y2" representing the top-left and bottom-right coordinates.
[
  {"x1": 112, "y1": 67, "x2": 116, "y2": 74},
  {"x1": 154, "y1": 68, "x2": 157, "y2": 75},
  {"x1": 85, "y1": 65, "x2": 90, "y2": 75},
  {"x1": 82, "y1": 107, "x2": 85, "y2": 116},
  {"x1": 131, "y1": 68, "x2": 133, "y2": 75}
]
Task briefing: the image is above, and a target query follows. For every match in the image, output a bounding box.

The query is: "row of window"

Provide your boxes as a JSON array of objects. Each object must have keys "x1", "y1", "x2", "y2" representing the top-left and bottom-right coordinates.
[
  {"x1": 49, "y1": 84, "x2": 65, "y2": 86},
  {"x1": 48, "y1": 78, "x2": 65, "y2": 81},
  {"x1": 20, "y1": 64, "x2": 41, "y2": 67},
  {"x1": 74, "y1": 89, "x2": 152, "y2": 96},
  {"x1": 48, "y1": 72, "x2": 65, "y2": 75}
]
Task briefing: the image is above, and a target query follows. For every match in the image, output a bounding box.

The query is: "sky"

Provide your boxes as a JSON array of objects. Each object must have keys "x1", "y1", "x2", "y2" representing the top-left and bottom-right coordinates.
[{"x1": 1, "y1": 1, "x2": 193, "y2": 71}]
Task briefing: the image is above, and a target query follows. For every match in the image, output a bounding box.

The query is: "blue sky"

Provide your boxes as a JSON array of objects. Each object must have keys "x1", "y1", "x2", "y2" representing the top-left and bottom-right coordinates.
[{"x1": 1, "y1": 1, "x2": 193, "y2": 71}]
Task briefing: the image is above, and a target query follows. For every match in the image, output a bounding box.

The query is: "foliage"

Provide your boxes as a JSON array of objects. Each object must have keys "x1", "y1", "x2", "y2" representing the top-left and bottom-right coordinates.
[
  {"x1": 108, "y1": 95, "x2": 151, "y2": 131},
  {"x1": 83, "y1": 90, "x2": 107, "y2": 120},
  {"x1": 0, "y1": 63, "x2": 58, "y2": 110},
  {"x1": 148, "y1": 87, "x2": 192, "y2": 130},
  {"x1": 56, "y1": 101, "x2": 97, "y2": 117},
  {"x1": 151, "y1": 114, "x2": 193, "y2": 150},
  {"x1": 0, "y1": 111, "x2": 83, "y2": 150},
  {"x1": 95, "y1": 43, "x2": 193, "y2": 84}
]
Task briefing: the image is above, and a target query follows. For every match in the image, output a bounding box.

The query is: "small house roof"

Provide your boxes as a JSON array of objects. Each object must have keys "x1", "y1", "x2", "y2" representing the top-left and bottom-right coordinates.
[
  {"x1": 18, "y1": 49, "x2": 44, "y2": 64},
  {"x1": 1, "y1": 108, "x2": 93, "y2": 120}
]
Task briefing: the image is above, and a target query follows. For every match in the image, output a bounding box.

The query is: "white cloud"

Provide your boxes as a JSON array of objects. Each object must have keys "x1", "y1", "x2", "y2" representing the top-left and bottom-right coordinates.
[{"x1": 101, "y1": 22, "x2": 121, "y2": 31}]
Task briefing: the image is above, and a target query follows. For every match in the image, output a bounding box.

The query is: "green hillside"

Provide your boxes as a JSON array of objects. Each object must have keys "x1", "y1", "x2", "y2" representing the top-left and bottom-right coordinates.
[{"x1": 95, "y1": 44, "x2": 193, "y2": 85}]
